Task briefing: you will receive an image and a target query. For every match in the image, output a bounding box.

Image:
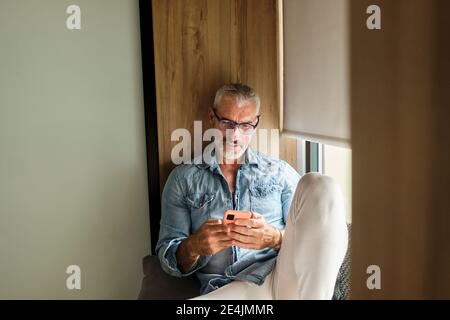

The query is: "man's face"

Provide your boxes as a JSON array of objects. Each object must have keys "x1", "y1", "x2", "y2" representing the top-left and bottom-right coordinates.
[{"x1": 208, "y1": 97, "x2": 259, "y2": 161}]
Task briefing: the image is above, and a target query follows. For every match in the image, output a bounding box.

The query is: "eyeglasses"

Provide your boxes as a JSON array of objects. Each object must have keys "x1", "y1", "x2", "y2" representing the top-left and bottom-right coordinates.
[{"x1": 212, "y1": 108, "x2": 260, "y2": 135}]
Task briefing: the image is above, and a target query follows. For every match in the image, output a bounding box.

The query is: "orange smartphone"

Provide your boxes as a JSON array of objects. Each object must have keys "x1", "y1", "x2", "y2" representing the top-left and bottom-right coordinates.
[{"x1": 223, "y1": 210, "x2": 252, "y2": 225}]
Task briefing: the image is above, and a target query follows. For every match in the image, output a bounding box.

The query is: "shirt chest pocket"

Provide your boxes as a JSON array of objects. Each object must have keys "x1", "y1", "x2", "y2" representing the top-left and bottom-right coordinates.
[
  {"x1": 185, "y1": 192, "x2": 215, "y2": 232},
  {"x1": 249, "y1": 180, "x2": 283, "y2": 223}
]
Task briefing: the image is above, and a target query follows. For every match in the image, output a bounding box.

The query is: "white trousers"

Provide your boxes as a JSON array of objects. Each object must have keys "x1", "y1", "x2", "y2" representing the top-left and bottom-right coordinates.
[{"x1": 192, "y1": 172, "x2": 349, "y2": 300}]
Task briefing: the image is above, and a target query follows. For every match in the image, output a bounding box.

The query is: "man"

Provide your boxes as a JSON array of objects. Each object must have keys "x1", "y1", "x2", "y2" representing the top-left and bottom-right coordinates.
[{"x1": 156, "y1": 83, "x2": 348, "y2": 299}]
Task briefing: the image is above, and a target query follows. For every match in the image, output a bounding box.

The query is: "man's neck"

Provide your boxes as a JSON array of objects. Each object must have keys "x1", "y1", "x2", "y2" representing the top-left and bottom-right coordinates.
[
  {"x1": 219, "y1": 155, "x2": 244, "y2": 168},
  {"x1": 219, "y1": 162, "x2": 240, "y2": 171},
  {"x1": 215, "y1": 149, "x2": 245, "y2": 166},
  {"x1": 217, "y1": 154, "x2": 242, "y2": 173}
]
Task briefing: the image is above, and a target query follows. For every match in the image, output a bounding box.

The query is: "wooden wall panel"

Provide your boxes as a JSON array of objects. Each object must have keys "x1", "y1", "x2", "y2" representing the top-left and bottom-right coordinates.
[
  {"x1": 351, "y1": 0, "x2": 450, "y2": 299},
  {"x1": 152, "y1": 0, "x2": 296, "y2": 187},
  {"x1": 430, "y1": 0, "x2": 450, "y2": 297}
]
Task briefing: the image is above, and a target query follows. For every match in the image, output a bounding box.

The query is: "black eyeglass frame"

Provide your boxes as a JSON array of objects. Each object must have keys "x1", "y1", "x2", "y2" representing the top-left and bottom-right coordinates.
[{"x1": 212, "y1": 108, "x2": 260, "y2": 135}]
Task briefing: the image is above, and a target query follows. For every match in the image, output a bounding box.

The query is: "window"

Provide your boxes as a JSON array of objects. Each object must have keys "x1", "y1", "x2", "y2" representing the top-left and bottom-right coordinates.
[{"x1": 297, "y1": 140, "x2": 352, "y2": 223}]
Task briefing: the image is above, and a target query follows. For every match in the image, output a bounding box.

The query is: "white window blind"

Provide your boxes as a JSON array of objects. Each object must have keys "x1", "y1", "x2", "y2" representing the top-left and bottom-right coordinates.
[{"x1": 282, "y1": 0, "x2": 350, "y2": 148}]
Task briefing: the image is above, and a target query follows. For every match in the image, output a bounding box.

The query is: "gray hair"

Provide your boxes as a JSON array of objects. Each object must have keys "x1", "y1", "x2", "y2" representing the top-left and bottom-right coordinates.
[{"x1": 213, "y1": 83, "x2": 261, "y2": 114}]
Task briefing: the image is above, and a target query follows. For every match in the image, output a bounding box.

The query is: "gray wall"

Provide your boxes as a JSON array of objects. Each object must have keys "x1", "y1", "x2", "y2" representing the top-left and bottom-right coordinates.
[{"x1": 0, "y1": 0, "x2": 150, "y2": 299}]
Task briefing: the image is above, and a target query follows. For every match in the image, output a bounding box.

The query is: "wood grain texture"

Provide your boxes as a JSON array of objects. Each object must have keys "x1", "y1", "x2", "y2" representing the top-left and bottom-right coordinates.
[
  {"x1": 152, "y1": 0, "x2": 296, "y2": 187},
  {"x1": 351, "y1": 0, "x2": 450, "y2": 299},
  {"x1": 429, "y1": 0, "x2": 450, "y2": 298}
]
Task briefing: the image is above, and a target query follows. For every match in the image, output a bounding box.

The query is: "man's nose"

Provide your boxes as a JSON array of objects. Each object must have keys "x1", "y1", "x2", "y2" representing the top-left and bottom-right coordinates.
[{"x1": 227, "y1": 126, "x2": 241, "y2": 141}]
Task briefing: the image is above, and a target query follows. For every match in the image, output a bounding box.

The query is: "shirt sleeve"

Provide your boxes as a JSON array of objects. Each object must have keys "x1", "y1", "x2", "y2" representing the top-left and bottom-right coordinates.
[
  {"x1": 155, "y1": 167, "x2": 210, "y2": 277},
  {"x1": 280, "y1": 161, "x2": 301, "y2": 224}
]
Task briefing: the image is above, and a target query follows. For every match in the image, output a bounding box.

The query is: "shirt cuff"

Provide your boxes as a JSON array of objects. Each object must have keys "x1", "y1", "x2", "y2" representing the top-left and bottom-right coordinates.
[{"x1": 159, "y1": 237, "x2": 210, "y2": 277}]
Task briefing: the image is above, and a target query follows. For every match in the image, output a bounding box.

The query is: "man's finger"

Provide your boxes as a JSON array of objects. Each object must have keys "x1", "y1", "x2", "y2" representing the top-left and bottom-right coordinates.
[
  {"x1": 234, "y1": 218, "x2": 264, "y2": 228},
  {"x1": 206, "y1": 219, "x2": 222, "y2": 225},
  {"x1": 214, "y1": 233, "x2": 233, "y2": 241},
  {"x1": 208, "y1": 224, "x2": 229, "y2": 233},
  {"x1": 218, "y1": 240, "x2": 234, "y2": 248},
  {"x1": 229, "y1": 225, "x2": 254, "y2": 236},
  {"x1": 228, "y1": 231, "x2": 255, "y2": 244},
  {"x1": 251, "y1": 211, "x2": 262, "y2": 219}
]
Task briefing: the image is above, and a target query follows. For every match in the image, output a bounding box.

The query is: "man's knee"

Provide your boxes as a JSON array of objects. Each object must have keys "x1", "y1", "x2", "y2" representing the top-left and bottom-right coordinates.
[
  {"x1": 300, "y1": 171, "x2": 338, "y2": 192},
  {"x1": 298, "y1": 172, "x2": 343, "y2": 214}
]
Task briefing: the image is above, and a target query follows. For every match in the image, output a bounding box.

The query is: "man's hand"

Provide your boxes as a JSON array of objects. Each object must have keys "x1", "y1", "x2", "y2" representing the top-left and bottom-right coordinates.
[
  {"x1": 190, "y1": 219, "x2": 234, "y2": 256},
  {"x1": 227, "y1": 212, "x2": 282, "y2": 250},
  {"x1": 177, "y1": 219, "x2": 233, "y2": 273}
]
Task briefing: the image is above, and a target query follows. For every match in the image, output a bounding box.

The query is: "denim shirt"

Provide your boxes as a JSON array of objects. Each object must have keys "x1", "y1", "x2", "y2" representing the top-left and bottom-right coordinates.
[{"x1": 156, "y1": 146, "x2": 300, "y2": 295}]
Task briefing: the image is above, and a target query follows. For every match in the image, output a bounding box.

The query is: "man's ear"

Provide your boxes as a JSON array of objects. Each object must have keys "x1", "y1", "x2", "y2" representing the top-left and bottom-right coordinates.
[{"x1": 208, "y1": 107, "x2": 215, "y2": 125}]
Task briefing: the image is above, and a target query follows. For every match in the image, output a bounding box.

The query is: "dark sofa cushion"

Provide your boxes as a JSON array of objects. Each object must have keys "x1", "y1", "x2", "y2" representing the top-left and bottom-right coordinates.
[
  {"x1": 137, "y1": 255, "x2": 200, "y2": 300},
  {"x1": 332, "y1": 224, "x2": 352, "y2": 300}
]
